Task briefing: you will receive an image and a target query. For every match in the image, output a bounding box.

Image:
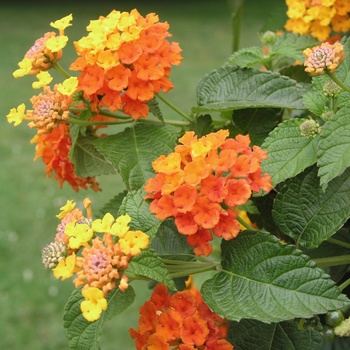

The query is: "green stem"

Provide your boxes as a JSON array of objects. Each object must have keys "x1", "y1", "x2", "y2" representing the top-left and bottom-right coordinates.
[
  {"x1": 156, "y1": 93, "x2": 192, "y2": 122},
  {"x1": 312, "y1": 255, "x2": 350, "y2": 267},
  {"x1": 64, "y1": 119, "x2": 132, "y2": 126},
  {"x1": 327, "y1": 238, "x2": 350, "y2": 250},
  {"x1": 339, "y1": 277, "x2": 350, "y2": 292},
  {"x1": 52, "y1": 62, "x2": 71, "y2": 79},
  {"x1": 140, "y1": 117, "x2": 190, "y2": 127},
  {"x1": 236, "y1": 212, "x2": 255, "y2": 230},
  {"x1": 227, "y1": 0, "x2": 245, "y2": 52},
  {"x1": 327, "y1": 72, "x2": 350, "y2": 94},
  {"x1": 97, "y1": 108, "x2": 133, "y2": 120}
]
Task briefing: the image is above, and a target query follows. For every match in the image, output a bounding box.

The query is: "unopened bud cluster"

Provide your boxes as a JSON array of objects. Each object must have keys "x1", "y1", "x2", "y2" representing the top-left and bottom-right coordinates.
[
  {"x1": 300, "y1": 119, "x2": 321, "y2": 138},
  {"x1": 42, "y1": 241, "x2": 67, "y2": 268},
  {"x1": 323, "y1": 81, "x2": 342, "y2": 98}
]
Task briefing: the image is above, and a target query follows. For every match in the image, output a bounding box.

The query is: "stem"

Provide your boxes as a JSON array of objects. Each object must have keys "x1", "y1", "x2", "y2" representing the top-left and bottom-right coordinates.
[
  {"x1": 339, "y1": 277, "x2": 350, "y2": 292},
  {"x1": 97, "y1": 108, "x2": 134, "y2": 120},
  {"x1": 312, "y1": 255, "x2": 350, "y2": 267},
  {"x1": 52, "y1": 62, "x2": 71, "y2": 79},
  {"x1": 327, "y1": 238, "x2": 350, "y2": 250},
  {"x1": 64, "y1": 119, "x2": 132, "y2": 126},
  {"x1": 140, "y1": 117, "x2": 190, "y2": 127},
  {"x1": 227, "y1": 0, "x2": 244, "y2": 52},
  {"x1": 327, "y1": 72, "x2": 350, "y2": 94},
  {"x1": 156, "y1": 93, "x2": 192, "y2": 122},
  {"x1": 236, "y1": 212, "x2": 255, "y2": 230}
]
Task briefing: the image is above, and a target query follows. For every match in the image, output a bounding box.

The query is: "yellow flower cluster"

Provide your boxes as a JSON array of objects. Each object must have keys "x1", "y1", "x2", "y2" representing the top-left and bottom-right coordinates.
[
  {"x1": 285, "y1": 0, "x2": 350, "y2": 40},
  {"x1": 42, "y1": 198, "x2": 150, "y2": 322}
]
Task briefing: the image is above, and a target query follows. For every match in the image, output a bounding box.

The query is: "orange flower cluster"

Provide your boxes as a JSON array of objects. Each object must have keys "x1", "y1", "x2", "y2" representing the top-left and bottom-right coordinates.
[
  {"x1": 42, "y1": 198, "x2": 150, "y2": 321},
  {"x1": 285, "y1": 0, "x2": 350, "y2": 41},
  {"x1": 70, "y1": 9, "x2": 183, "y2": 119},
  {"x1": 31, "y1": 122, "x2": 101, "y2": 191},
  {"x1": 129, "y1": 284, "x2": 233, "y2": 350},
  {"x1": 144, "y1": 130, "x2": 272, "y2": 256}
]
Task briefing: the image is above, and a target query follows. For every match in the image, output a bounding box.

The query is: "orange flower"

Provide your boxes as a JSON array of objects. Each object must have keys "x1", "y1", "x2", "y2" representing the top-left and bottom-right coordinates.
[
  {"x1": 70, "y1": 9, "x2": 183, "y2": 119},
  {"x1": 31, "y1": 123, "x2": 101, "y2": 191},
  {"x1": 129, "y1": 284, "x2": 233, "y2": 349},
  {"x1": 145, "y1": 130, "x2": 272, "y2": 256}
]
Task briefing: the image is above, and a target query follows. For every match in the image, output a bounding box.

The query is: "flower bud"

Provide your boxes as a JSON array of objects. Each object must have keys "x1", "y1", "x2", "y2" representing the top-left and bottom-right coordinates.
[
  {"x1": 323, "y1": 81, "x2": 342, "y2": 97},
  {"x1": 260, "y1": 31, "x2": 278, "y2": 46},
  {"x1": 300, "y1": 119, "x2": 321, "y2": 138},
  {"x1": 42, "y1": 241, "x2": 67, "y2": 268}
]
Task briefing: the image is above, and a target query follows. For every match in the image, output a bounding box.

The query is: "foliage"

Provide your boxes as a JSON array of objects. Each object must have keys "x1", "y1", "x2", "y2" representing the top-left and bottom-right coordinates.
[{"x1": 7, "y1": 1, "x2": 350, "y2": 349}]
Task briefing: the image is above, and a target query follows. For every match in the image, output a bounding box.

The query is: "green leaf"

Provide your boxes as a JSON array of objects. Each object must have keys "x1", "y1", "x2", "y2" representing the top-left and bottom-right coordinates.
[
  {"x1": 151, "y1": 219, "x2": 194, "y2": 260},
  {"x1": 189, "y1": 114, "x2": 213, "y2": 137},
  {"x1": 232, "y1": 108, "x2": 281, "y2": 146},
  {"x1": 273, "y1": 166, "x2": 350, "y2": 248},
  {"x1": 93, "y1": 122, "x2": 179, "y2": 191},
  {"x1": 303, "y1": 76, "x2": 328, "y2": 117},
  {"x1": 225, "y1": 46, "x2": 265, "y2": 68},
  {"x1": 118, "y1": 189, "x2": 161, "y2": 238},
  {"x1": 201, "y1": 231, "x2": 350, "y2": 323},
  {"x1": 261, "y1": 118, "x2": 318, "y2": 186},
  {"x1": 64, "y1": 285, "x2": 135, "y2": 350},
  {"x1": 194, "y1": 66, "x2": 306, "y2": 113},
  {"x1": 317, "y1": 107, "x2": 350, "y2": 190},
  {"x1": 147, "y1": 97, "x2": 164, "y2": 122},
  {"x1": 271, "y1": 32, "x2": 319, "y2": 63},
  {"x1": 99, "y1": 190, "x2": 128, "y2": 217},
  {"x1": 228, "y1": 319, "x2": 323, "y2": 350},
  {"x1": 128, "y1": 249, "x2": 176, "y2": 291},
  {"x1": 70, "y1": 135, "x2": 116, "y2": 178}
]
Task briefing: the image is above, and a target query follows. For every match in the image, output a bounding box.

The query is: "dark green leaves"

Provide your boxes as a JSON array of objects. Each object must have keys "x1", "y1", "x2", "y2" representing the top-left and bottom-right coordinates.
[
  {"x1": 194, "y1": 66, "x2": 305, "y2": 113},
  {"x1": 229, "y1": 319, "x2": 323, "y2": 350},
  {"x1": 94, "y1": 122, "x2": 179, "y2": 191},
  {"x1": 273, "y1": 166, "x2": 350, "y2": 248},
  {"x1": 262, "y1": 118, "x2": 318, "y2": 186},
  {"x1": 201, "y1": 231, "x2": 349, "y2": 323},
  {"x1": 64, "y1": 286, "x2": 135, "y2": 350}
]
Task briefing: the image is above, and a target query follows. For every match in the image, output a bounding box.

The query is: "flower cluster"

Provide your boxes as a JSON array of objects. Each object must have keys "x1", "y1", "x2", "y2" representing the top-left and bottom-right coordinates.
[
  {"x1": 129, "y1": 283, "x2": 233, "y2": 350},
  {"x1": 70, "y1": 9, "x2": 183, "y2": 119},
  {"x1": 285, "y1": 0, "x2": 350, "y2": 41},
  {"x1": 41, "y1": 198, "x2": 150, "y2": 321},
  {"x1": 303, "y1": 41, "x2": 344, "y2": 75},
  {"x1": 144, "y1": 129, "x2": 272, "y2": 256}
]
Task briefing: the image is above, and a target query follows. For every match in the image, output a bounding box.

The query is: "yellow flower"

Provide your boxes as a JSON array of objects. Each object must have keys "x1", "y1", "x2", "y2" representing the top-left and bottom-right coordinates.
[
  {"x1": 65, "y1": 222, "x2": 93, "y2": 249},
  {"x1": 13, "y1": 57, "x2": 33, "y2": 78},
  {"x1": 56, "y1": 199, "x2": 76, "y2": 219},
  {"x1": 52, "y1": 253, "x2": 76, "y2": 280},
  {"x1": 80, "y1": 287, "x2": 107, "y2": 322},
  {"x1": 45, "y1": 35, "x2": 69, "y2": 52},
  {"x1": 119, "y1": 230, "x2": 150, "y2": 256},
  {"x1": 32, "y1": 71, "x2": 53, "y2": 89},
  {"x1": 91, "y1": 213, "x2": 116, "y2": 233},
  {"x1": 57, "y1": 76, "x2": 78, "y2": 96},
  {"x1": 110, "y1": 214, "x2": 131, "y2": 237},
  {"x1": 50, "y1": 14, "x2": 73, "y2": 35},
  {"x1": 6, "y1": 103, "x2": 26, "y2": 126}
]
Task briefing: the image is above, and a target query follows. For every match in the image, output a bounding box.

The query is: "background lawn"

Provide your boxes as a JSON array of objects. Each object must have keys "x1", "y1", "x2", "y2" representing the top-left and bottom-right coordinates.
[{"x1": 0, "y1": 1, "x2": 284, "y2": 349}]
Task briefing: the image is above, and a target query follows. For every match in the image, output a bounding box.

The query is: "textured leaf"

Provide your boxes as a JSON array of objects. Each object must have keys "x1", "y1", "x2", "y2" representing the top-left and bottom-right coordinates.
[
  {"x1": 271, "y1": 32, "x2": 319, "y2": 62},
  {"x1": 93, "y1": 122, "x2": 179, "y2": 191},
  {"x1": 232, "y1": 108, "x2": 281, "y2": 146},
  {"x1": 128, "y1": 249, "x2": 176, "y2": 291},
  {"x1": 261, "y1": 118, "x2": 318, "y2": 186},
  {"x1": 70, "y1": 135, "x2": 116, "y2": 177},
  {"x1": 201, "y1": 231, "x2": 349, "y2": 323},
  {"x1": 99, "y1": 190, "x2": 128, "y2": 217},
  {"x1": 317, "y1": 107, "x2": 350, "y2": 190},
  {"x1": 194, "y1": 66, "x2": 305, "y2": 113},
  {"x1": 189, "y1": 114, "x2": 213, "y2": 137},
  {"x1": 147, "y1": 97, "x2": 164, "y2": 122},
  {"x1": 151, "y1": 219, "x2": 194, "y2": 260},
  {"x1": 118, "y1": 189, "x2": 161, "y2": 238},
  {"x1": 64, "y1": 286, "x2": 135, "y2": 350},
  {"x1": 228, "y1": 319, "x2": 322, "y2": 350},
  {"x1": 225, "y1": 46, "x2": 265, "y2": 68},
  {"x1": 273, "y1": 166, "x2": 350, "y2": 248}
]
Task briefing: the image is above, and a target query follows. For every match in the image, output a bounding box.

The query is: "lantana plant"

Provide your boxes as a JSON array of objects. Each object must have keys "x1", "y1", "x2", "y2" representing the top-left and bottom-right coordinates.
[{"x1": 7, "y1": 1, "x2": 350, "y2": 349}]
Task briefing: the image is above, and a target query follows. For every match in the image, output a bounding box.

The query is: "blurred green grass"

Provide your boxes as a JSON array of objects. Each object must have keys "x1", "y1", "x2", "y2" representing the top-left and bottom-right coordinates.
[{"x1": 0, "y1": 1, "x2": 280, "y2": 349}]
